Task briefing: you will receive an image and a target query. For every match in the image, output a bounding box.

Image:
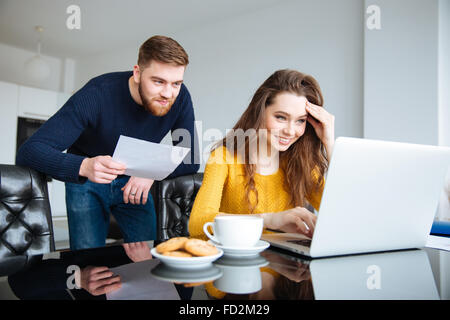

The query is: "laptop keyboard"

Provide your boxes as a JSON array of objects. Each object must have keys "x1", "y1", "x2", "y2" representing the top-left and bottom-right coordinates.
[{"x1": 287, "y1": 239, "x2": 312, "y2": 247}]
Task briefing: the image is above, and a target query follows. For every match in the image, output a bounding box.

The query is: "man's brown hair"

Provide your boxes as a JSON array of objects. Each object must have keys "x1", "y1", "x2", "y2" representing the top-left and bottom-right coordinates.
[{"x1": 138, "y1": 35, "x2": 189, "y2": 68}]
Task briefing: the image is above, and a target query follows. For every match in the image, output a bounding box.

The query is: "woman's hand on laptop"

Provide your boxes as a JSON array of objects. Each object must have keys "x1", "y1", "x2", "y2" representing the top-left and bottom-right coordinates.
[{"x1": 260, "y1": 207, "x2": 316, "y2": 237}]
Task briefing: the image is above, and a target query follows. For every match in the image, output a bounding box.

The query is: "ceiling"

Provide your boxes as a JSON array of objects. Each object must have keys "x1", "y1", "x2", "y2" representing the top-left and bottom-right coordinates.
[{"x1": 0, "y1": 0, "x2": 286, "y2": 59}]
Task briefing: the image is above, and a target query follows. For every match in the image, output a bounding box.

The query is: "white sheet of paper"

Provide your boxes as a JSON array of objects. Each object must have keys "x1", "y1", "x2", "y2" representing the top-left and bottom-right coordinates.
[
  {"x1": 426, "y1": 235, "x2": 450, "y2": 252},
  {"x1": 106, "y1": 259, "x2": 180, "y2": 300},
  {"x1": 112, "y1": 135, "x2": 190, "y2": 181}
]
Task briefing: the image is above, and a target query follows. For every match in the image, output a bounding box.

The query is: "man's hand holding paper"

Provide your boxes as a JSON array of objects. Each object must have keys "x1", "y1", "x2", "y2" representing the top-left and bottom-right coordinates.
[
  {"x1": 112, "y1": 135, "x2": 191, "y2": 180},
  {"x1": 113, "y1": 135, "x2": 190, "y2": 205}
]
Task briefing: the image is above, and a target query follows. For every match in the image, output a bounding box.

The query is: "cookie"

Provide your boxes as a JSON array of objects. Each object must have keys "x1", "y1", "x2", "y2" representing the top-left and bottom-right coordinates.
[
  {"x1": 156, "y1": 237, "x2": 189, "y2": 254},
  {"x1": 162, "y1": 250, "x2": 193, "y2": 258},
  {"x1": 184, "y1": 239, "x2": 219, "y2": 256}
]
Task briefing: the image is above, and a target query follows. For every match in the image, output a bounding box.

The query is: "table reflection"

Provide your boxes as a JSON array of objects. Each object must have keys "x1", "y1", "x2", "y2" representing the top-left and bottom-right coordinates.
[
  {"x1": 151, "y1": 263, "x2": 223, "y2": 285},
  {"x1": 213, "y1": 255, "x2": 268, "y2": 295},
  {"x1": 309, "y1": 249, "x2": 439, "y2": 300},
  {"x1": 2, "y1": 243, "x2": 445, "y2": 300}
]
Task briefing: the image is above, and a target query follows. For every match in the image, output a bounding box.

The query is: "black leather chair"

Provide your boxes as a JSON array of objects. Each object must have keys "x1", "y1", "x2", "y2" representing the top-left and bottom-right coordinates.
[
  {"x1": 151, "y1": 173, "x2": 203, "y2": 241},
  {"x1": 0, "y1": 165, "x2": 55, "y2": 276}
]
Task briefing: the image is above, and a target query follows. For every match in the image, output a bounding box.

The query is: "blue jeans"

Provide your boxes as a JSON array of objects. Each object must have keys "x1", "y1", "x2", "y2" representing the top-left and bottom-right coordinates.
[{"x1": 65, "y1": 176, "x2": 156, "y2": 250}]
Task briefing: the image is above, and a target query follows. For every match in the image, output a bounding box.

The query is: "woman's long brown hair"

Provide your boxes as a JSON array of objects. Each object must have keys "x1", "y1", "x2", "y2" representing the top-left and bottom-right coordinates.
[{"x1": 215, "y1": 69, "x2": 328, "y2": 213}]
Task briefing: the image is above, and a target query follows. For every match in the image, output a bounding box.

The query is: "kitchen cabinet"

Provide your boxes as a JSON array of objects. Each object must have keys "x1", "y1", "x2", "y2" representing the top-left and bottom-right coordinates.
[
  {"x1": 0, "y1": 81, "x2": 19, "y2": 164},
  {"x1": 1, "y1": 81, "x2": 71, "y2": 219},
  {"x1": 48, "y1": 179, "x2": 67, "y2": 218},
  {"x1": 17, "y1": 85, "x2": 62, "y2": 120}
]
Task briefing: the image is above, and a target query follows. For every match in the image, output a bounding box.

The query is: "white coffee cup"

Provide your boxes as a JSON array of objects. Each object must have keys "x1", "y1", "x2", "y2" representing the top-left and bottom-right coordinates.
[{"x1": 203, "y1": 215, "x2": 263, "y2": 248}]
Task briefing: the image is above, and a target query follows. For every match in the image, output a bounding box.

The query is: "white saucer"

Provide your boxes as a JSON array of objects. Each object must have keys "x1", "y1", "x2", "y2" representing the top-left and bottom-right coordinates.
[
  {"x1": 151, "y1": 248, "x2": 223, "y2": 269},
  {"x1": 214, "y1": 254, "x2": 269, "y2": 268},
  {"x1": 209, "y1": 240, "x2": 270, "y2": 257},
  {"x1": 151, "y1": 263, "x2": 223, "y2": 283}
]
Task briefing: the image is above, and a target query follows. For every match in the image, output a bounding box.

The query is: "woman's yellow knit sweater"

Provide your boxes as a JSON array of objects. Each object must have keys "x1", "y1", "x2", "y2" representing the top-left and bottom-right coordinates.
[{"x1": 188, "y1": 146, "x2": 324, "y2": 240}]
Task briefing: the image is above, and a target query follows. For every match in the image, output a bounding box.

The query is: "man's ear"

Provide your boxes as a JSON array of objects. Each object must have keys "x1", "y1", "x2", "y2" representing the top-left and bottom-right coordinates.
[{"x1": 133, "y1": 65, "x2": 141, "y2": 83}]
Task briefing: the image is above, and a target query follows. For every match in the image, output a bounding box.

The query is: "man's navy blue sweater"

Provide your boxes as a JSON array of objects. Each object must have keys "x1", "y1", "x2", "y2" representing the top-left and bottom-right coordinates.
[{"x1": 16, "y1": 71, "x2": 199, "y2": 183}]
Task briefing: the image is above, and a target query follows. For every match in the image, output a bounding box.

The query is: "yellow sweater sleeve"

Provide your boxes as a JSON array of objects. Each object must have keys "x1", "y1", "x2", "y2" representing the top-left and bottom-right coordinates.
[{"x1": 188, "y1": 148, "x2": 229, "y2": 240}]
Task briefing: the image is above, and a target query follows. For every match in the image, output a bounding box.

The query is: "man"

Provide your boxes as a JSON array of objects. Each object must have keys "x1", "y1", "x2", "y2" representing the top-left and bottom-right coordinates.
[{"x1": 16, "y1": 35, "x2": 199, "y2": 250}]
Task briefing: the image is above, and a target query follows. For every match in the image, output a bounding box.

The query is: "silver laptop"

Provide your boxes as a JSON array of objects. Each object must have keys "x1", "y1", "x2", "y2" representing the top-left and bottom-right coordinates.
[{"x1": 261, "y1": 137, "x2": 450, "y2": 258}]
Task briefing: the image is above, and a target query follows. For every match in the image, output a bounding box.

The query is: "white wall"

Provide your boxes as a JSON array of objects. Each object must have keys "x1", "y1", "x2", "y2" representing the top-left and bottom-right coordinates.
[
  {"x1": 75, "y1": 0, "x2": 365, "y2": 170},
  {"x1": 364, "y1": 0, "x2": 439, "y2": 145},
  {"x1": 439, "y1": 0, "x2": 450, "y2": 148},
  {"x1": 178, "y1": 0, "x2": 364, "y2": 150},
  {"x1": 436, "y1": 0, "x2": 450, "y2": 222},
  {"x1": 74, "y1": 46, "x2": 138, "y2": 87},
  {"x1": 0, "y1": 42, "x2": 65, "y2": 92}
]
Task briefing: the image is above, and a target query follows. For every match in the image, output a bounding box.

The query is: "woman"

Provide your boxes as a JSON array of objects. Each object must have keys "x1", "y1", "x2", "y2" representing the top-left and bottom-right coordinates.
[{"x1": 188, "y1": 69, "x2": 335, "y2": 239}]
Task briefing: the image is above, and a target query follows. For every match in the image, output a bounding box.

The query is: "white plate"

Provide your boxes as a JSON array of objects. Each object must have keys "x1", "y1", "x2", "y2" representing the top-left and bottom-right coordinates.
[
  {"x1": 210, "y1": 240, "x2": 270, "y2": 257},
  {"x1": 214, "y1": 254, "x2": 269, "y2": 268},
  {"x1": 151, "y1": 263, "x2": 223, "y2": 283},
  {"x1": 151, "y1": 248, "x2": 223, "y2": 269}
]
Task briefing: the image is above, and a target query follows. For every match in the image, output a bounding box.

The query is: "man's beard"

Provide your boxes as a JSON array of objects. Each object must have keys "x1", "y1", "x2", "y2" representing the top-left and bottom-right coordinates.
[{"x1": 138, "y1": 83, "x2": 173, "y2": 116}]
